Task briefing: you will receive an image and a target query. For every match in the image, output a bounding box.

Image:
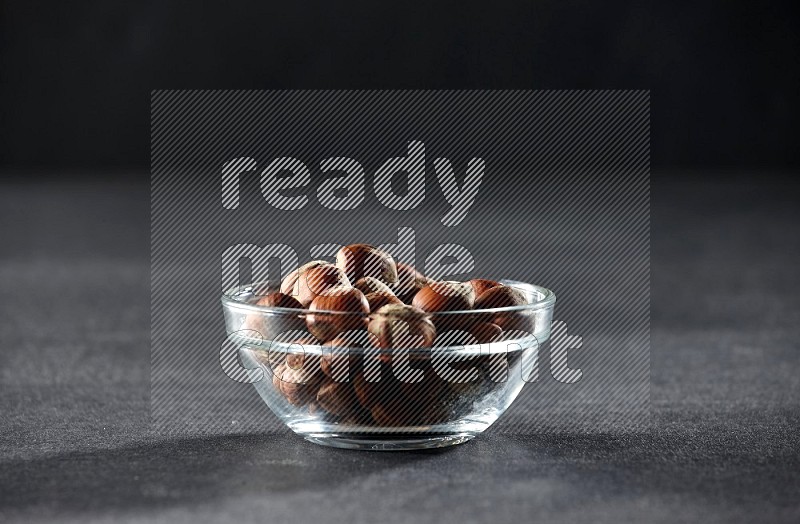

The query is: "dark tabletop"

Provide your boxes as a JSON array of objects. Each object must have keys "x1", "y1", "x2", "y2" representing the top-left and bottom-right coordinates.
[{"x1": 1, "y1": 173, "x2": 798, "y2": 523}]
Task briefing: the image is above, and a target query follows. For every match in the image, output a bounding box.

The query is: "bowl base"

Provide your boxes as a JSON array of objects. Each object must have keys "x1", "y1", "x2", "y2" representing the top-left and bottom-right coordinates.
[{"x1": 302, "y1": 432, "x2": 476, "y2": 451}]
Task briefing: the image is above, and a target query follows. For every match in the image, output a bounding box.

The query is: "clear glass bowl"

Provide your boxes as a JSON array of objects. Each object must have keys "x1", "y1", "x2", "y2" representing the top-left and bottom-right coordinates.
[{"x1": 221, "y1": 280, "x2": 555, "y2": 450}]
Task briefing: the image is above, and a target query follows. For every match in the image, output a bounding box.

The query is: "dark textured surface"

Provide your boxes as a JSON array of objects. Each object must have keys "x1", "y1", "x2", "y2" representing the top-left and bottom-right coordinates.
[{"x1": 1, "y1": 173, "x2": 799, "y2": 523}]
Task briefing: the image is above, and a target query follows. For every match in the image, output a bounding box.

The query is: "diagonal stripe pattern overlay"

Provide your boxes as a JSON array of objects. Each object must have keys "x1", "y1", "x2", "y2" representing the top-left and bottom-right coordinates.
[{"x1": 151, "y1": 90, "x2": 650, "y2": 435}]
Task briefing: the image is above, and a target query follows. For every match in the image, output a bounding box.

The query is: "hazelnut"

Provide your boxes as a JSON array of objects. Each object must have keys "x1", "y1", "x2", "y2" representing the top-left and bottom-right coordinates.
[
  {"x1": 368, "y1": 303, "x2": 436, "y2": 350},
  {"x1": 391, "y1": 262, "x2": 431, "y2": 303},
  {"x1": 413, "y1": 281, "x2": 475, "y2": 332},
  {"x1": 293, "y1": 263, "x2": 352, "y2": 307},
  {"x1": 316, "y1": 378, "x2": 361, "y2": 418},
  {"x1": 469, "y1": 278, "x2": 502, "y2": 299},
  {"x1": 364, "y1": 291, "x2": 403, "y2": 311},
  {"x1": 242, "y1": 292, "x2": 305, "y2": 339},
  {"x1": 271, "y1": 363, "x2": 286, "y2": 390},
  {"x1": 273, "y1": 364, "x2": 322, "y2": 406},
  {"x1": 473, "y1": 285, "x2": 532, "y2": 333},
  {"x1": 353, "y1": 276, "x2": 395, "y2": 296},
  {"x1": 254, "y1": 292, "x2": 305, "y2": 310},
  {"x1": 306, "y1": 286, "x2": 369, "y2": 342},
  {"x1": 353, "y1": 371, "x2": 380, "y2": 410},
  {"x1": 335, "y1": 244, "x2": 398, "y2": 284},
  {"x1": 493, "y1": 313, "x2": 534, "y2": 335},
  {"x1": 284, "y1": 338, "x2": 322, "y2": 375},
  {"x1": 468, "y1": 322, "x2": 503, "y2": 344},
  {"x1": 429, "y1": 318, "x2": 500, "y2": 347},
  {"x1": 246, "y1": 346, "x2": 285, "y2": 371},
  {"x1": 265, "y1": 332, "x2": 319, "y2": 369},
  {"x1": 412, "y1": 281, "x2": 475, "y2": 313},
  {"x1": 279, "y1": 260, "x2": 331, "y2": 295},
  {"x1": 473, "y1": 284, "x2": 526, "y2": 309},
  {"x1": 320, "y1": 331, "x2": 371, "y2": 380}
]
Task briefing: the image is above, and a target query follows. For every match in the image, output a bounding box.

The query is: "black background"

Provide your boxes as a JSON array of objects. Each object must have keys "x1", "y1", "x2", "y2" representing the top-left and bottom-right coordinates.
[{"x1": 1, "y1": 0, "x2": 799, "y2": 172}]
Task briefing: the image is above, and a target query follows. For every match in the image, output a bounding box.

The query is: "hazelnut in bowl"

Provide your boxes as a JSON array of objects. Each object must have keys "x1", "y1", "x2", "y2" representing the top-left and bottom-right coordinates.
[{"x1": 221, "y1": 248, "x2": 556, "y2": 450}]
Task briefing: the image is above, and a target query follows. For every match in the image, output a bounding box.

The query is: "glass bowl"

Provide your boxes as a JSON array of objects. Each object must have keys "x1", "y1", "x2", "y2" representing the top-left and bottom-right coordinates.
[{"x1": 221, "y1": 280, "x2": 555, "y2": 450}]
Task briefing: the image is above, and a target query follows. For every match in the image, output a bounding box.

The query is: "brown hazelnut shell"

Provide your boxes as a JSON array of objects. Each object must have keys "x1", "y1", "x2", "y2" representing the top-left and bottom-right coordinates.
[
  {"x1": 320, "y1": 331, "x2": 372, "y2": 380},
  {"x1": 412, "y1": 281, "x2": 475, "y2": 313},
  {"x1": 273, "y1": 365, "x2": 322, "y2": 406},
  {"x1": 473, "y1": 284, "x2": 527, "y2": 310},
  {"x1": 469, "y1": 278, "x2": 502, "y2": 299},
  {"x1": 353, "y1": 276, "x2": 394, "y2": 296},
  {"x1": 306, "y1": 286, "x2": 369, "y2": 342},
  {"x1": 316, "y1": 378, "x2": 361, "y2": 418},
  {"x1": 353, "y1": 371, "x2": 380, "y2": 410},
  {"x1": 473, "y1": 285, "x2": 533, "y2": 333},
  {"x1": 242, "y1": 292, "x2": 305, "y2": 340},
  {"x1": 389, "y1": 262, "x2": 431, "y2": 304},
  {"x1": 368, "y1": 303, "x2": 436, "y2": 350},
  {"x1": 279, "y1": 260, "x2": 331, "y2": 295},
  {"x1": 292, "y1": 264, "x2": 351, "y2": 307},
  {"x1": 335, "y1": 244, "x2": 398, "y2": 284},
  {"x1": 468, "y1": 321, "x2": 503, "y2": 344},
  {"x1": 364, "y1": 291, "x2": 403, "y2": 311}
]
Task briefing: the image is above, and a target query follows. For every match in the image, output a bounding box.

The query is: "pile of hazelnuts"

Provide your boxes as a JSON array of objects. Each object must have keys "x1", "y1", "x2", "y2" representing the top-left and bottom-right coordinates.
[{"x1": 244, "y1": 243, "x2": 531, "y2": 427}]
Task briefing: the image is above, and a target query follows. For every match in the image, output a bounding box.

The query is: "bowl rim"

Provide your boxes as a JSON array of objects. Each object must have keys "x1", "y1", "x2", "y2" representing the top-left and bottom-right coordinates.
[{"x1": 221, "y1": 279, "x2": 556, "y2": 317}]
